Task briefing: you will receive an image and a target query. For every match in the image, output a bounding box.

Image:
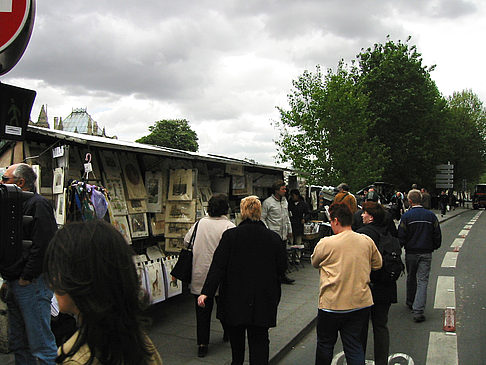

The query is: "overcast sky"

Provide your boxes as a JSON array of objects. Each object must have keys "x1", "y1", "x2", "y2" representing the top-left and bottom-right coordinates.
[{"x1": 3, "y1": 0, "x2": 485, "y2": 166}]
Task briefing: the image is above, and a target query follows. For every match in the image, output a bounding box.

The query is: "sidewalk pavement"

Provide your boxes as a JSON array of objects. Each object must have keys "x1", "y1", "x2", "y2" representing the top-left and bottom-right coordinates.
[{"x1": 0, "y1": 207, "x2": 470, "y2": 365}]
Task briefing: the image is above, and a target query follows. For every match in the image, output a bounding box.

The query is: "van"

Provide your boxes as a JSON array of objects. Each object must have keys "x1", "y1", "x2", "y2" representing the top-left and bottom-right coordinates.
[{"x1": 472, "y1": 184, "x2": 486, "y2": 209}]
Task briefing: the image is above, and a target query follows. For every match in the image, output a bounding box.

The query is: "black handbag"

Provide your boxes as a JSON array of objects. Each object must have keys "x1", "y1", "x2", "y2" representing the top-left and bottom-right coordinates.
[{"x1": 170, "y1": 220, "x2": 199, "y2": 283}]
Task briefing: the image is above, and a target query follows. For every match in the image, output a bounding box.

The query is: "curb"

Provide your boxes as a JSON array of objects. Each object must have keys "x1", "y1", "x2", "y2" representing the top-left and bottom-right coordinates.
[{"x1": 269, "y1": 316, "x2": 317, "y2": 365}]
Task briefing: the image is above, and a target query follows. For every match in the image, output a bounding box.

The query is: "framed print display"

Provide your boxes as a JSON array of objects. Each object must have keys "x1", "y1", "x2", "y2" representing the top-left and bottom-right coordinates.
[
  {"x1": 165, "y1": 200, "x2": 196, "y2": 223},
  {"x1": 99, "y1": 150, "x2": 121, "y2": 178},
  {"x1": 127, "y1": 199, "x2": 147, "y2": 214},
  {"x1": 198, "y1": 187, "x2": 212, "y2": 204},
  {"x1": 111, "y1": 215, "x2": 132, "y2": 244},
  {"x1": 168, "y1": 169, "x2": 193, "y2": 201},
  {"x1": 32, "y1": 165, "x2": 41, "y2": 194},
  {"x1": 55, "y1": 189, "x2": 66, "y2": 225},
  {"x1": 52, "y1": 168, "x2": 64, "y2": 194},
  {"x1": 226, "y1": 164, "x2": 244, "y2": 176},
  {"x1": 103, "y1": 175, "x2": 128, "y2": 216},
  {"x1": 145, "y1": 171, "x2": 164, "y2": 212},
  {"x1": 128, "y1": 213, "x2": 149, "y2": 238},
  {"x1": 120, "y1": 153, "x2": 147, "y2": 199},
  {"x1": 144, "y1": 260, "x2": 166, "y2": 304},
  {"x1": 232, "y1": 174, "x2": 253, "y2": 196},
  {"x1": 162, "y1": 256, "x2": 182, "y2": 298},
  {"x1": 165, "y1": 222, "x2": 192, "y2": 238},
  {"x1": 165, "y1": 237, "x2": 185, "y2": 253},
  {"x1": 149, "y1": 213, "x2": 165, "y2": 236}
]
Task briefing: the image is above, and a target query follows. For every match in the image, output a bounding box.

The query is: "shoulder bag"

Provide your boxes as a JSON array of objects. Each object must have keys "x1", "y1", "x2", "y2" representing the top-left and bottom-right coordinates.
[{"x1": 170, "y1": 220, "x2": 199, "y2": 283}]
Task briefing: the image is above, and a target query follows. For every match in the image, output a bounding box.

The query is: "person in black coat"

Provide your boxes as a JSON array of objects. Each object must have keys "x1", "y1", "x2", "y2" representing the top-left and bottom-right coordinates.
[
  {"x1": 198, "y1": 195, "x2": 287, "y2": 365},
  {"x1": 356, "y1": 201, "x2": 398, "y2": 365}
]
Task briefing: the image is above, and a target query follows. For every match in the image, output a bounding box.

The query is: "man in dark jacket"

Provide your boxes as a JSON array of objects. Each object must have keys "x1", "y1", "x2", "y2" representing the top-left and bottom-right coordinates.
[
  {"x1": 398, "y1": 189, "x2": 442, "y2": 323},
  {"x1": 1, "y1": 163, "x2": 57, "y2": 364},
  {"x1": 198, "y1": 196, "x2": 287, "y2": 365}
]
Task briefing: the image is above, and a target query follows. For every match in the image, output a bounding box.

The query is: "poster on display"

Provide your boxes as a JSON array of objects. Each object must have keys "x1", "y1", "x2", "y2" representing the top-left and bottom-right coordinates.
[
  {"x1": 232, "y1": 175, "x2": 252, "y2": 196},
  {"x1": 168, "y1": 169, "x2": 193, "y2": 201},
  {"x1": 52, "y1": 168, "x2": 64, "y2": 194},
  {"x1": 145, "y1": 171, "x2": 165, "y2": 213},
  {"x1": 111, "y1": 215, "x2": 132, "y2": 244},
  {"x1": 135, "y1": 262, "x2": 149, "y2": 296},
  {"x1": 165, "y1": 222, "x2": 192, "y2": 238},
  {"x1": 99, "y1": 150, "x2": 122, "y2": 178},
  {"x1": 103, "y1": 175, "x2": 128, "y2": 216},
  {"x1": 120, "y1": 153, "x2": 147, "y2": 199},
  {"x1": 149, "y1": 213, "x2": 165, "y2": 236},
  {"x1": 79, "y1": 148, "x2": 102, "y2": 180},
  {"x1": 32, "y1": 165, "x2": 41, "y2": 194},
  {"x1": 198, "y1": 187, "x2": 212, "y2": 204},
  {"x1": 146, "y1": 245, "x2": 165, "y2": 260},
  {"x1": 127, "y1": 199, "x2": 148, "y2": 214},
  {"x1": 226, "y1": 164, "x2": 244, "y2": 176},
  {"x1": 128, "y1": 213, "x2": 149, "y2": 238},
  {"x1": 165, "y1": 237, "x2": 186, "y2": 253},
  {"x1": 55, "y1": 189, "x2": 66, "y2": 225},
  {"x1": 165, "y1": 200, "x2": 196, "y2": 223},
  {"x1": 162, "y1": 256, "x2": 183, "y2": 298},
  {"x1": 144, "y1": 260, "x2": 166, "y2": 304}
]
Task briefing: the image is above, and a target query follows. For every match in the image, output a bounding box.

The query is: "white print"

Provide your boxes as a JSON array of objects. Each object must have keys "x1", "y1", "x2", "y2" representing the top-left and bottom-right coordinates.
[
  {"x1": 0, "y1": 0, "x2": 12, "y2": 12},
  {"x1": 331, "y1": 351, "x2": 414, "y2": 365}
]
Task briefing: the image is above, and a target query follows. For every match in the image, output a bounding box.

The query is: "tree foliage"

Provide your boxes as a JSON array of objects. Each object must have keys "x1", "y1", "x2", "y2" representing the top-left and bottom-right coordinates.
[
  {"x1": 276, "y1": 64, "x2": 387, "y2": 188},
  {"x1": 277, "y1": 37, "x2": 486, "y2": 192},
  {"x1": 136, "y1": 119, "x2": 199, "y2": 152},
  {"x1": 441, "y1": 90, "x2": 486, "y2": 189}
]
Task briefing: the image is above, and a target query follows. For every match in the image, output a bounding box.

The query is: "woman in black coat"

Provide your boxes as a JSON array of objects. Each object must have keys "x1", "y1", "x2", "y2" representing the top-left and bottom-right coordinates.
[
  {"x1": 356, "y1": 201, "x2": 398, "y2": 365},
  {"x1": 198, "y1": 195, "x2": 287, "y2": 365}
]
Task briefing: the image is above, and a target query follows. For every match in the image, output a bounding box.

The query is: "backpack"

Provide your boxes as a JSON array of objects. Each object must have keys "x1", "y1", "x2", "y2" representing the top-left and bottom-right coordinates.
[{"x1": 377, "y1": 231, "x2": 405, "y2": 283}]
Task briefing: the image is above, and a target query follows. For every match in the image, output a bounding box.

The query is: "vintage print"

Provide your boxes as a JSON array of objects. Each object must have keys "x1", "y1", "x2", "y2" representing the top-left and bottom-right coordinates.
[
  {"x1": 128, "y1": 213, "x2": 149, "y2": 238},
  {"x1": 165, "y1": 200, "x2": 196, "y2": 223},
  {"x1": 168, "y1": 169, "x2": 193, "y2": 201}
]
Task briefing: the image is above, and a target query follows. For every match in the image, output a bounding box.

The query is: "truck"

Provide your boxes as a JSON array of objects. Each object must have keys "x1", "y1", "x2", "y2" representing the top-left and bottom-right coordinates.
[{"x1": 472, "y1": 184, "x2": 486, "y2": 209}]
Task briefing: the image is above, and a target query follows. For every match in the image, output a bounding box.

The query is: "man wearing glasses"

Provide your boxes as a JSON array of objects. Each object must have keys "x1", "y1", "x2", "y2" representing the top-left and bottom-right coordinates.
[{"x1": 1, "y1": 163, "x2": 57, "y2": 365}]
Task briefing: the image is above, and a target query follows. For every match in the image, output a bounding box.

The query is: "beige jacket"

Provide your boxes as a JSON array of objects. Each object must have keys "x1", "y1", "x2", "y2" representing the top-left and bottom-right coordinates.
[
  {"x1": 184, "y1": 216, "x2": 235, "y2": 295},
  {"x1": 311, "y1": 230, "x2": 382, "y2": 310},
  {"x1": 58, "y1": 331, "x2": 163, "y2": 364}
]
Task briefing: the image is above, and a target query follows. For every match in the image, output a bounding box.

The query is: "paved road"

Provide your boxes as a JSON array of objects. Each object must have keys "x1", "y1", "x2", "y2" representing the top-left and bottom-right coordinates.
[{"x1": 278, "y1": 209, "x2": 485, "y2": 364}]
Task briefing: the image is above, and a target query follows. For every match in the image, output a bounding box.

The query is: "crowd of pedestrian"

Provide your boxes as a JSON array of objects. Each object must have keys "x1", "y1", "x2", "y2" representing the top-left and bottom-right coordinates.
[{"x1": 1, "y1": 167, "x2": 450, "y2": 365}]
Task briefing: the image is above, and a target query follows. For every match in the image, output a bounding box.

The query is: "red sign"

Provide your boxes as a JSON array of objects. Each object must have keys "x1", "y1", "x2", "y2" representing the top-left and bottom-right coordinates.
[{"x1": 0, "y1": 0, "x2": 30, "y2": 52}]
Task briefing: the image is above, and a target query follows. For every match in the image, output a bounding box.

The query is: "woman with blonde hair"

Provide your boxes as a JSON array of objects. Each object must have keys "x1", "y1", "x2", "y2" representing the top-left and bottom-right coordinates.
[{"x1": 198, "y1": 196, "x2": 287, "y2": 365}]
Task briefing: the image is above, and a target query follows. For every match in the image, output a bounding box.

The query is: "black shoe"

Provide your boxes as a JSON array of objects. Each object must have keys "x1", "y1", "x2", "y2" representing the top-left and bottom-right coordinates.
[
  {"x1": 413, "y1": 314, "x2": 426, "y2": 323},
  {"x1": 281, "y1": 276, "x2": 295, "y2": 284},
  {"x1": 198, "y1": 345, "x2": 208, "y2": 357}
]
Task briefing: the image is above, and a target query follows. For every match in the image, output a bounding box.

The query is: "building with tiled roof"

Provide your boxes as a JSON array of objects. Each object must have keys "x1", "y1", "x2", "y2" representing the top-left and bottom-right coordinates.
[{"x1": 57, "y1": 108, "x2": 108, "y2": 137}]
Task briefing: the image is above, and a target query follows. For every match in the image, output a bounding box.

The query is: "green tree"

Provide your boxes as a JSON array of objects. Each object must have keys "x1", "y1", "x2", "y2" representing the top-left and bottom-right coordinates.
[
  {"x1": 357, "y1": 37, "x2": 446, "y2": 191},
  {"x1": 442, "y1": 90, "x2": 486, "y2": 189},
  {"x1": 136, "y1": 119, "x2": 198, "y2": 152},
  {"x1": 276, "y1": 64, "x2": 387, "y2": 189}
]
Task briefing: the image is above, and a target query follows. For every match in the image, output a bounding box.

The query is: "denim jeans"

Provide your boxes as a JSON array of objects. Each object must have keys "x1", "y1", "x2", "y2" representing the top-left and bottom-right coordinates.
[
  {"x1": 6, "y1": 276, "x2": 57, "y2": 365},
  {"x1": 316, "y1": 307, "x2": 370, "y2": 365},
  {"x1": 405, "y1": 253, "x2": 432, "y2": 315}
]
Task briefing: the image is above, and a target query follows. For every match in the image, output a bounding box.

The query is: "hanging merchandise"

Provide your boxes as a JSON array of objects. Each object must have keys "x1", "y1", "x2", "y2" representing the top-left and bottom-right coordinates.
[{"x1": 66, "y1": 180, "x2": 109, "y2": 222}]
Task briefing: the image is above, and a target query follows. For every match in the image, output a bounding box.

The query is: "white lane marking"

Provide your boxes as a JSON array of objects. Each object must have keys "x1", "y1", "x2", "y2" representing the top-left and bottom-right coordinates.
[
  {"x1": 442, "y1": 252, "x2": 458, "y2": 268},
  {"x1": 450, "y1": 238, "x2": 464, "y2": 248},
  {"x1": 458, "y1": 230, "x2": 469, "y2": 237},
  {"x1": 464, "y1": 225, "x2": 472, "y2": 230},
  {"x1": 426, "y1": 332, "x2": 458, "y2": 365},
  {"x1": 434, "y1": 276, "x2": 456, "y2": 309}
]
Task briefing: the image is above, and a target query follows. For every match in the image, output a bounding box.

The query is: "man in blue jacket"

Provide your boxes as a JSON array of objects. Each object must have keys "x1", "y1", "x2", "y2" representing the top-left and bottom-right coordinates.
[
  {"x1": 1, "y1": 163, "x2": 57, "y2": 364},
  {"x1": 398, "y1": 189, "x2": 442, "y2": 323}
]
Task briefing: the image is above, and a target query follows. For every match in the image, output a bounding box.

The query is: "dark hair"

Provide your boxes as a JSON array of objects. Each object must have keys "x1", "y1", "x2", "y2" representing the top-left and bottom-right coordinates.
[
  {"x1": 13, "y1": 163, "x2": 37, "y2": 192},
  {"x1": 44, "y1": 220, "x2": 153, "y2": 365},
  {"x1": 289, "y1": 189, "x2": 301, "y2": 197},
  {"x1": 271, "y1": 180, "x2": 285, "y2": 193},
  {"x1": 207, "y1": 193, "x2": 229, "y2": 217},
  {"x1": 361, "y1": 201, "x2": 385, "y2": 225},
  {"x1": 329, "y1": 202, "x2": 352, "y2": 227}
]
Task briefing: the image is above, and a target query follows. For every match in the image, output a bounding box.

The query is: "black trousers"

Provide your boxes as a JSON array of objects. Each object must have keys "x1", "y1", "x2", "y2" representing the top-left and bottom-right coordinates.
[
  {"x1": 227, "y1": 324, "x2": 269, "y2": 365},
  {"x1": 360, "y1": 303, "x2": 391, "y2": 365},
  {"x1": 193, "y1": 295, "x2": 226, "y2": 345}
]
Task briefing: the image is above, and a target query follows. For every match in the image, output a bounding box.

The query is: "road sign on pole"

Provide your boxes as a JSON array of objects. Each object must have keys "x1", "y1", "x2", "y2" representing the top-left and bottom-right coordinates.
[
  {"x1": 0, "y1": 0, "x2": 35, "y2": 75},
  {"x1": 436, "y1": 163, "x2": 454, "y2": 189}
]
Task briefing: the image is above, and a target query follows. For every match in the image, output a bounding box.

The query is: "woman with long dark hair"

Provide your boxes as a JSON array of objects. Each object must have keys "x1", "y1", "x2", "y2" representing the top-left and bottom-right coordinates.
[{"x1": 44, "y1": 219, "x2": 162, "y2": 365}]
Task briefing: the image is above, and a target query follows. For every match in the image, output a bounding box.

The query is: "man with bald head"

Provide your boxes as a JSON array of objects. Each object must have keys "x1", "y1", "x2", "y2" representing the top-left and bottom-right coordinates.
[{"x1": 1, "y1": 163, "x2": 57, "y2": 364}]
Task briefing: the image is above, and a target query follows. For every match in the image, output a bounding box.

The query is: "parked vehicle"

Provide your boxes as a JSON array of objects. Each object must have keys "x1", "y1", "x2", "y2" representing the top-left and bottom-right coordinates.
[{"x1": 472, "y1": 184, "x2": 486, "y2": 209}]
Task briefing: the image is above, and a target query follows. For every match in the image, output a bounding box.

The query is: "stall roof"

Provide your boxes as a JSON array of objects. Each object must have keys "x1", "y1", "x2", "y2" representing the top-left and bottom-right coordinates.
[{"x1": 26, "y1": 125, "x2": 289, "y2": 172}]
